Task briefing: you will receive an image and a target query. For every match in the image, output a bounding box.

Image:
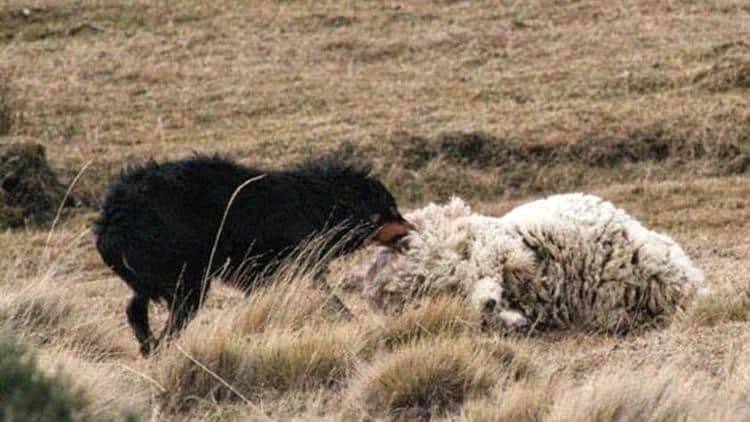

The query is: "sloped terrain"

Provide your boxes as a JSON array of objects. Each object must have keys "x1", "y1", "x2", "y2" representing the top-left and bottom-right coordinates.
[{"x1": 0, "y1": 0, "x2": 749, "y2": 420}]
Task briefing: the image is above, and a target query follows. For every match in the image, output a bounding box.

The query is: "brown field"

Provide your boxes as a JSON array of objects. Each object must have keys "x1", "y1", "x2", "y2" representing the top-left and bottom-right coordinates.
[{"x1": 1, "y1": 0, "x2": 749, "y2": 420}]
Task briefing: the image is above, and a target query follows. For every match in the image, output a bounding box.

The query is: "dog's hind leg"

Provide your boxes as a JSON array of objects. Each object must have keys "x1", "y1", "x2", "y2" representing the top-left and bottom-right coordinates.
[
  {"x1": 126, "y1": 293, "x2": 155, "y2": 357},
  {"x1": 155, "y1": 272, "x2": 209, "y2": 350},
  {"x1": 166, "y1": 290, "x2": 202, "y2": 336}
]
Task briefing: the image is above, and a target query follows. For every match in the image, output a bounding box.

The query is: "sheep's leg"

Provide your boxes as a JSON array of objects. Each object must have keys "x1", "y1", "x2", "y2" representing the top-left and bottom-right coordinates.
[
  {"x1": 126, "y1": 293, "x2": 154, "y2": 357},
  {"x1": 362, "y1": 249, "x2": 400, "y2": 309},
  {"x1": 498, "y1": 309, "x2": 530, "y2": 331}
]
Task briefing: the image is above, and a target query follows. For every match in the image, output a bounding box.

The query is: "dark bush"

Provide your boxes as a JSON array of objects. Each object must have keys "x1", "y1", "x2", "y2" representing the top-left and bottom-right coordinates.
[
  {"x1": 0, "y1": 334, "x2": 87, "y2": 422},
  {"x1": 0, "y1": 81, "x2": 11, "y2": 136},
  {"x1": 0, "y1": 143, "x2": 70, "y2": 228}
]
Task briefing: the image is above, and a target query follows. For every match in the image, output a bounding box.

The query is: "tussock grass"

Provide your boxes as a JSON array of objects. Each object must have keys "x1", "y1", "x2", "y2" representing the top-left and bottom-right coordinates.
[
  {"x1": 157, "y1": 324, "x2": 361, "y2": 408},
  {"x1": 1, "y1": 176, "x2": 749, "y2": 420},
  {"x1": 350, "y1": 337, "x2": 498, "y2": 417},
  {"x1": 476, "y1": 338, "x2": 537, "y2": 383},
  {"x1": 463, "y1": 369, "x2": 723, "y2": 422},
  {"x1": 230, "y1": 276, "x2": 341, "y2": 335},
  {"x1": 462, "y1": 382, "x2": 553, "y2": 422},
  {"x1": 547, "y1": 369, "x2": 714, "y2": 422},
  {"x1": 0, "y1": 276, "x2": 130, "y2": 360},
  {"x1": 0, "y1": 234, "x2": 82, "y2": 338},
  {"x1": 362, "y1": 295, "x2": 477, "y2": 352},
  {"x1": 58, "y1": 317, "x2": 131, "y2": 360},
  {"x1": 0, "y1": 291, "x2": 73, "y2": 336}
]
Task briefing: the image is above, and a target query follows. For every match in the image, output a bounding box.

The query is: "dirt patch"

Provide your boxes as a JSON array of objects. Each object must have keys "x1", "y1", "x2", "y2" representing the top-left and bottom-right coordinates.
[
  {"x1": 0, "y1": 142, "x2": 71, "y2": 228},
  {"x1": 322, "y1": 40, "x2": 414, "y2": 63}
]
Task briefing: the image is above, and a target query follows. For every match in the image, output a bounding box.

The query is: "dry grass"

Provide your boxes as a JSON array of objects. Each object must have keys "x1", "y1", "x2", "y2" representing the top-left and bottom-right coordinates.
[
  {"x1": 547, "y1": 369, "x2": 713, "y2": 422},
  {"x1": 683, "y1": 282, "x2": 750, "y2": 327},
  {"x1": 2, "y1": 0, "x2": 749, "y2": 202},
  {"x1": 156, "y1": 324, "x2": 360, "y2": 410},
  {"x1": 361, "y1": 295, "x2": 477, "y2": 352},
  {"x1": 229, "y1": 271, "x2": 342, "y2": 335},
  {"x1": 350, "y1": 337, "x2": 498, "y2": 418},
  {"x1": 462, "y1": 381, "x2": 553, "y2": 421},
  {"x1": 0, "y1": 0, "x2": 749, "y2": 420},
  {"x1": 1, "y1": 180, "x2": 750, "y2": 419}
]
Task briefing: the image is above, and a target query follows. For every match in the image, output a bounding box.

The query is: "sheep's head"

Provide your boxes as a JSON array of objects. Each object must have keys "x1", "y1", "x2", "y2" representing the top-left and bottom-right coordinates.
[
  {"x1": 350, "y1": 197, "x2": 531, "y2": 332},
  {"x1": 468, "y1": 277, "x2": 503, "y2": 313},
  {"x1": 348, "y1": 199, "x2": 475, "y2": 308},
  {"x1": 465, "y1": 276, "x2": 529, "y2": 332}
]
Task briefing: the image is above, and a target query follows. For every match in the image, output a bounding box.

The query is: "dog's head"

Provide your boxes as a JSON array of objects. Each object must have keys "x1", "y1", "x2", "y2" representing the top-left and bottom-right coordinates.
[{"x1": 306, "y1": 160, "x2": 414, "y2": 249}]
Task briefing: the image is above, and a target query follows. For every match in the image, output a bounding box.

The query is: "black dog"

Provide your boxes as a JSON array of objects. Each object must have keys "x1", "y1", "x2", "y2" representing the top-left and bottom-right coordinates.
[{"x1": 94, "y1": 155, "x2": 412, "y2": 356}]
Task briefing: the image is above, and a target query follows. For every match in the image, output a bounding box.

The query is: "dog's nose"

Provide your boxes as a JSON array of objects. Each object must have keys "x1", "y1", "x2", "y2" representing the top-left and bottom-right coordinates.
[{"x1": 482, "y1": 299, "x2": 497, "y2": 313}]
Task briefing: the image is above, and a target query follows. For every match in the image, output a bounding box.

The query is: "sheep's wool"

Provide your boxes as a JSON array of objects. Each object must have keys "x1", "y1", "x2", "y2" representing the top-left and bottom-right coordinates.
[{"x1": 366, "y1": 194, "x2": 705, "y2": 332}]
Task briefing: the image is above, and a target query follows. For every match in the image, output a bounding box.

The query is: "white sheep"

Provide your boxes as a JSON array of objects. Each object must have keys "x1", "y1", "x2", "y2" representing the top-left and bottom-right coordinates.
[{"x1": 355, "y1": 194, "x2": 706, "y2": 333}]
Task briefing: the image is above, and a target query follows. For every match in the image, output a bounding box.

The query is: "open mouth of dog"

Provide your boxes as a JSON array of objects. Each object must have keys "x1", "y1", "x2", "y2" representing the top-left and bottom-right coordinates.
[{"x1": 364, "y1": 220, "x2": 416, "y2": 252}]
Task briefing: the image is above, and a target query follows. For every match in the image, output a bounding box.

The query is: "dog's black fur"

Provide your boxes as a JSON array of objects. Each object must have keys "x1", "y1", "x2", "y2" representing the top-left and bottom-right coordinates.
[{"x1": 94, "y1": 155, "x2": 409, "y2": 356}]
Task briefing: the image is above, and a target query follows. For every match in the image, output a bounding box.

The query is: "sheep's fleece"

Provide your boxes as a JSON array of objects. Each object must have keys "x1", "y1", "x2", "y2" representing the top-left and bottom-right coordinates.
[{"x1": 358, "y1": 194, "x2": 706, "y2": 332}]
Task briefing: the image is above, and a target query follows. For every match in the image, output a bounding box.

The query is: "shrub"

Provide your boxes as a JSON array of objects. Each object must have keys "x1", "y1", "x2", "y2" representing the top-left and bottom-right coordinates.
[
  {"x1": 0, "y1": 143, "x2": 70, "y2": 228},
  {"x1": 0, "y1": 333, "x2": 87, "y2": 422}
]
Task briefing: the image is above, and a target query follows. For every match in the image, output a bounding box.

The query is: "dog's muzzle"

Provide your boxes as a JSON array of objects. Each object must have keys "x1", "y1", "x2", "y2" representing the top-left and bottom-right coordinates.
[{"x1": 364, "y1": 220, "x2": 416, "y2": 250}]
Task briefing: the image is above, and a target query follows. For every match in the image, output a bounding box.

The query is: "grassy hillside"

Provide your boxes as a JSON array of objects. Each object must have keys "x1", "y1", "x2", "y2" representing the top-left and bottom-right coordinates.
[{"x1": 0, "y1": 0, "x2": 749, "y2": 420}]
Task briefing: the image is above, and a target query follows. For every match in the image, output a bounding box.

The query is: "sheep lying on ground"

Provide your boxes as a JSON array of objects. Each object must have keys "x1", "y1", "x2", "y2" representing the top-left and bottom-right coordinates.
[{"x1": 354, "y1": 194, "x2": 706, "y2": 333}]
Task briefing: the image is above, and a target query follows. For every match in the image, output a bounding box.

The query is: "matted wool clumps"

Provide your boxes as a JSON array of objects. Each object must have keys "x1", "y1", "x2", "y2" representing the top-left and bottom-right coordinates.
[{"x1": 357, "y1": 194, "x2": 706, "y2": 333}]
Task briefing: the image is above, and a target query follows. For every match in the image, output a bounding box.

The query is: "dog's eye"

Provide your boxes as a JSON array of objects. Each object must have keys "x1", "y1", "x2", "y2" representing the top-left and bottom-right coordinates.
[{"x1": 370, "y1": 213, "x2": 381, "y2": 223}]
